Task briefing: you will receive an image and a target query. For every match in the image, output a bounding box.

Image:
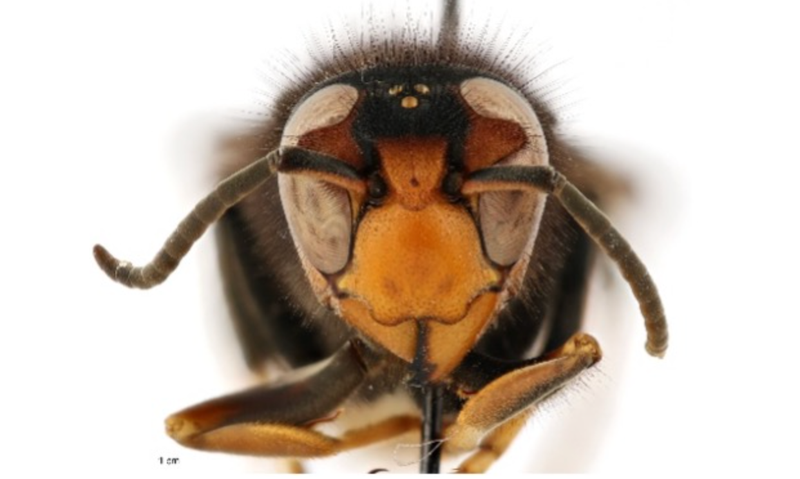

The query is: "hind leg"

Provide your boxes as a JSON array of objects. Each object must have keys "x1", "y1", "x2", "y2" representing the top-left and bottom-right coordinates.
[{"x1": 166, "y1": 341, "x2": 418, "y2": 458}]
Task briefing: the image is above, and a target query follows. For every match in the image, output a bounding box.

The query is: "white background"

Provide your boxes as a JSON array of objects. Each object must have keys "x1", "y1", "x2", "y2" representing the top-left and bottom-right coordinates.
[{"x1": 1, "y1": 0, "x2": 798, "y2": 475}]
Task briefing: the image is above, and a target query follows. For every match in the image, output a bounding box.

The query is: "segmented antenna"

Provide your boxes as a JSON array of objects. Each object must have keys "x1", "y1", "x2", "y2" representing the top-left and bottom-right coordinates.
[
  {"x1": 93, "y1": 150, "x2": 281, "y2": 289},
  {"x1": 463, "y1": 165, "x2": 669, "y2": 358}
]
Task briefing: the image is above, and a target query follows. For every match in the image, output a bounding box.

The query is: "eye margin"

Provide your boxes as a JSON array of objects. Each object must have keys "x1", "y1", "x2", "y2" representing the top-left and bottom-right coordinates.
[
  {"x1": 460, "y1": 155, "x2": 549, "y2": 268},
  {"x1": 277, "y1": 147, "x2": 369, "y2": 276}
]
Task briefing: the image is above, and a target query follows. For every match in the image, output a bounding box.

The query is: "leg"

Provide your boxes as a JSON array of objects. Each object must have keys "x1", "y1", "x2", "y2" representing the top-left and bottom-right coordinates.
[
  {"x1": 166, "y1": 340, "x2": 417, "y2": 457},
  {"x1": 169, "y1": 414, "x2": 419, "y2": 458},
  {"x1": 281, "y1": 459, "x2": 305, "y2": 474},
  {"x1": 446, "y1": 333, "x2": 602, "y2": 455},
  {"x1": 450, "y1": 225, "x2": 595, "y2": 473},
  {"x1": 454, "y1": 411, "x2": 530, "y2": 473}
]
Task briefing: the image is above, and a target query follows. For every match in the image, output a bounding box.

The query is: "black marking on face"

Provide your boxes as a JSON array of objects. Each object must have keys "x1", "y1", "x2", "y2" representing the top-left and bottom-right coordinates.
[{"x1": 320, "y1": 66, "x2": 487, "y2": 173}]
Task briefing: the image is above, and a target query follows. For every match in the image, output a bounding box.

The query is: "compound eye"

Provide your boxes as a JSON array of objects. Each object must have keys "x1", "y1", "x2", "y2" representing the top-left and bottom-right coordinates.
[
  {"x1": 280, "y1": 175, "x2": 352, "y2": 275},
  {"x1": 460, "y1": 77, "x2": 549, "y2": 266},
  {"x1": 282, "y1": 83, "x2": 359, "y2": 146},
  {"x1": 278, "y1": 83, "x2": 359, "y2": 275}
]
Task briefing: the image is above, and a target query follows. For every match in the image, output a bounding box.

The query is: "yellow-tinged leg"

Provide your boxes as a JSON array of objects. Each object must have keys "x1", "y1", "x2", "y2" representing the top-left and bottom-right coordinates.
[
  {"x1": 167, "y1": 413, "x2": 420, "y2": 458},
  {"x1": 162, "y1": 340, "x2": 417, "y2": 458},
  {"x1": 281, "y1": 459, "x2": 305, "y2": 474},
  {"x1": 455, "y1": 411, "x2": 530, "y2": 473},
  {"x1": 447, "y1": 333, "x2": 602, "y2": 454}
]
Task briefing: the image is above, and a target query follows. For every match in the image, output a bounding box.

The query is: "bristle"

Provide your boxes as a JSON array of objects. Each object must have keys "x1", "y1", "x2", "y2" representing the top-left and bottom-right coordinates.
[{"x1": 240, "y1": 2, "x2": 572, "y2": 142}]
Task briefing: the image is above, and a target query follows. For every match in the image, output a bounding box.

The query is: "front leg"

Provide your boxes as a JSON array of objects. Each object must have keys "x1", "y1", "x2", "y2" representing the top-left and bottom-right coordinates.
[
  {"x1": 166, "y1": 340, "x2": 418, "y2": 458},
  {"x1": 447, "y1": 333, "x2": 602, "y2": 467}
]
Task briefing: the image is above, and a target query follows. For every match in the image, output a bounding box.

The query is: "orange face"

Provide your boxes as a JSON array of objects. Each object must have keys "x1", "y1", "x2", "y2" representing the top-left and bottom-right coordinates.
[
  {"x1": 335, "y1": 137, "x2": 503, "y2": 380},
  {"x1": 278, "y1": 74, "x2": 549, "y2": 382}
]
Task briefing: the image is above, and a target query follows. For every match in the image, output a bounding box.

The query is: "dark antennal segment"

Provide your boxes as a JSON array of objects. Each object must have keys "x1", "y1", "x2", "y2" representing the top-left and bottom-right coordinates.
[
  {"x1": 93, "y1": 150, "x2": 281, "y2": 289},
  {"x1": 463, "y1": 165, "x2": 668, "y2": 357}
]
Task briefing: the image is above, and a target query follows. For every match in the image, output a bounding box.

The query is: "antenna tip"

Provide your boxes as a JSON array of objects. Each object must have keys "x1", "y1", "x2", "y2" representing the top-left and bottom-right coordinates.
[
  {"x1": 93, "y1": 243, "x2": 132, "y2": 286},
  {"x1": 646, "y1": 340, "x2": 668, "y2": 359}
]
